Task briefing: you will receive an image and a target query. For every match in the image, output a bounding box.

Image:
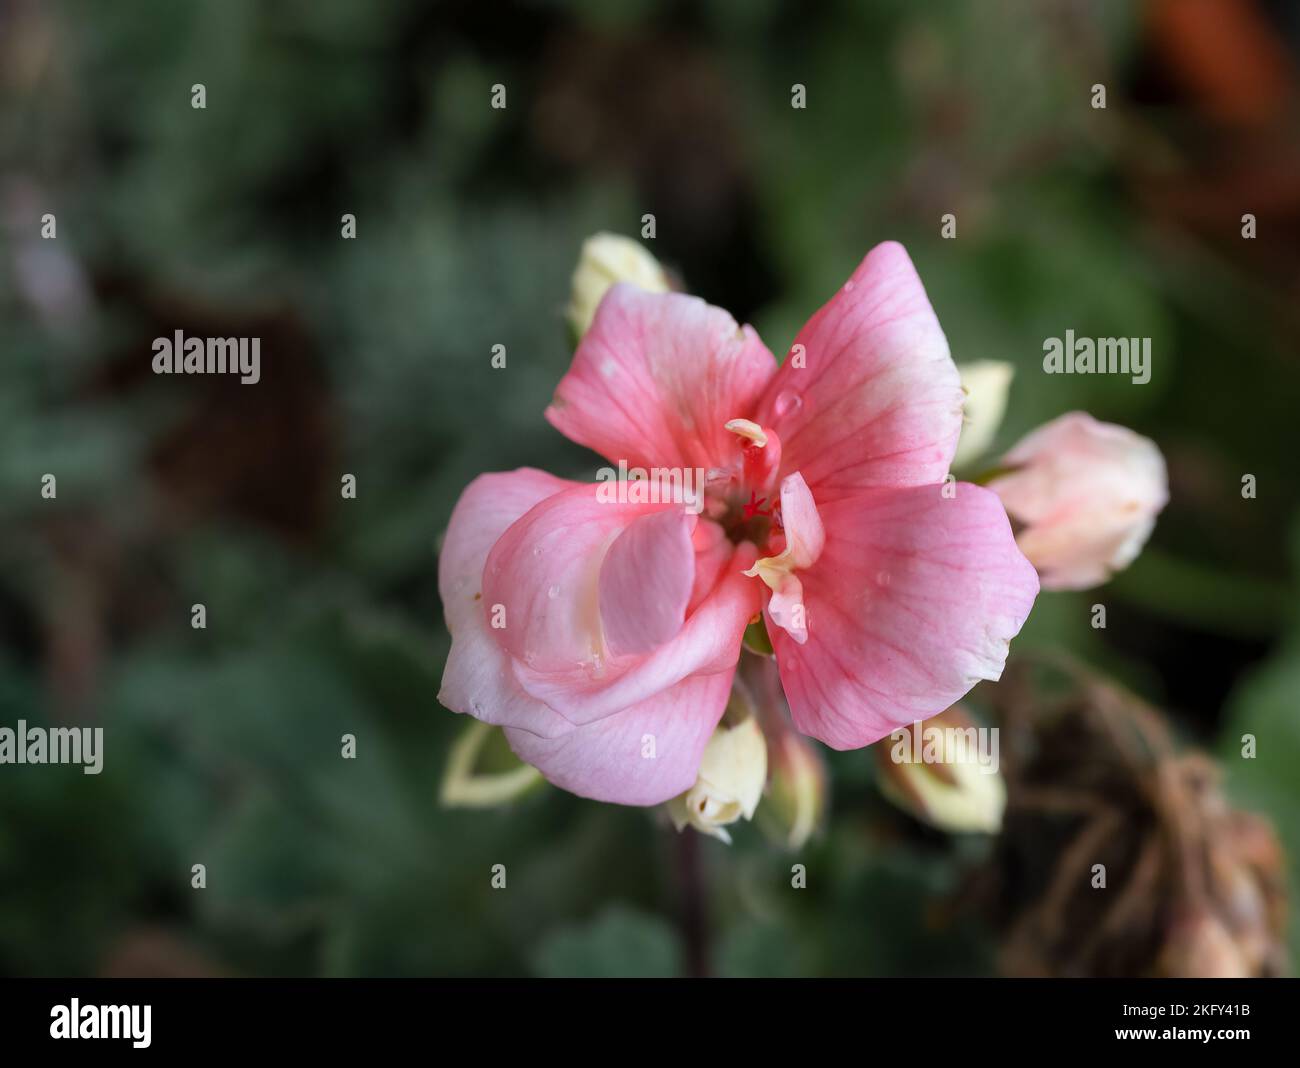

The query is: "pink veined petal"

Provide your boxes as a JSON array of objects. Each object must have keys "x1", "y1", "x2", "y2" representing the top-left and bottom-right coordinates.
[
  {"x1": 437, "y1": 468, "x2": 580, "y2": 738},
  {"x1": 599, "y1": 509, "x2": 696, "y2": 656},
  {"x1": 512, "y1": 541, "x2": 761, "y2": 726},
  {"x1": 546, "y1": 284, "x2": 778, "y2": 472},
  {"x1": 772, "y1": 483, "x2": 1039, "y2": 750},
  {"x1": 505, "y1": 671, "x2": 734, "y2": 806},
  {"x1": 482, "y1": 483, "x2": 688, "y2": 676},
  {"x1": 756, "y1": 241, "x2": 963, "y2": 498}
]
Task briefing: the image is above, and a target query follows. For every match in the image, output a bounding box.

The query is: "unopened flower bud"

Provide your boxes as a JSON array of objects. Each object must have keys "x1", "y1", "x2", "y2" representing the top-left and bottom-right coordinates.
[
  {"x1": 567, "y1": 232, "x2": 670, "y2": 340},
  {"x1": 988, "y1": 411, "x2": 1168, "y2": 591},
  {"x1": 759, "y1": 728, "x2": 826, "y2": 849},
  {"x1": 876, "y1": 705, "x2": 1005, "y2": 833},
  {"x1": 668, "y1": 713, "x2": 767, "y2": 844},
  {"x1": 953, "y1": 360, "x2": 1014, "y2": 469}
]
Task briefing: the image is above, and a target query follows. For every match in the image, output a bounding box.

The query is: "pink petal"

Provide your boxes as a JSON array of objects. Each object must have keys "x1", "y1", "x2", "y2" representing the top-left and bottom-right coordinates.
[
  {"x1": 546, "y1": 284, "x2": 778, "y2": 471},
  {"x1": 599, "y1": 509, "x2": 696, "y2": 656},
  {"x1": 505, "y1": 671, "x2": 733, "y2": 805},
  {"x1": 744, "y1": 473, "x2": 825, "y2": 645},
  {"x1": 775, "y1": 472, "x2": 825, "y2": 568},
  {"x1": 483, "y1": 483, "x2": 686, "y2": 676},
  {"x1": 512, "y1": 541, "x2": 761, "y2": 725},
  {"x1": 773, "y1": 483, "x2": 1038, "y2": 750},
  {"x1": 756, "y1": 242, "x2": 963, "y2": 498},
  {"x1": 688, "y1": 517, "x2": 732, "y2": 613},
  {"x1": 437, "y1": 469, "x2": 579, "y2": 738},
  {"x1": 767, "y1": 573, "x2": 809, "y2": 644}
]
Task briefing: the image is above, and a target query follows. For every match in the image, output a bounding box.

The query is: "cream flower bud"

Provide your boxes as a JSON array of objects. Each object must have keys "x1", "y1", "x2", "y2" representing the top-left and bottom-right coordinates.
[
  {"x1": 953, "y1": 360, "x2": 1014, "y2": 469},
  {"x1": 668, "y1": 714, "x2": 767, "y2": 844},
  {"x1": 759, "y1": 729, "x2": 826, "y2": 849},
  {"x1": 567, "y1": 232, "x2": 670, "y2": 340},
  {"x1": 988, "y1": 411, "x2": 1168, "y2": 591},
  {"x1": 876, "y1": 706, "x2": 1005, "y2": 833}
]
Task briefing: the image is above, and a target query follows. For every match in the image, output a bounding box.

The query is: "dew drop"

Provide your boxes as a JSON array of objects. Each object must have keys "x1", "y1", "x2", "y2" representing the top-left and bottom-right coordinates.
[
  {"x1": 773, "y1": 390, "x2": 802, "y2": 419},
  {"x1": 547, "y1": 585, "x2": 560, "y2": 599}
]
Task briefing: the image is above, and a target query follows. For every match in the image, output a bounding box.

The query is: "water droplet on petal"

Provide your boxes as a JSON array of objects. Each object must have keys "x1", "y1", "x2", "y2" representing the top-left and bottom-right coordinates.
[
  {"x1": 844, "y1": 279, "x2": 856, "y2": 292},
  {"x1": 774, "y1": 390, "x2": 802, "y2": 419},
  {"x1": 532, "y1": 545, "x2": 544, "y2": 557},
  {"x1": 547, "y1": 585, "x2": 560, "y2": 599}
]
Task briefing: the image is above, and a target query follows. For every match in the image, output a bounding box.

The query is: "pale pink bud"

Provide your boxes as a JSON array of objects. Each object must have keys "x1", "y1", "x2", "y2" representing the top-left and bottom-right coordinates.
[{"x1": 989, "y1": 412, "x2": 1167, "y2": 591}]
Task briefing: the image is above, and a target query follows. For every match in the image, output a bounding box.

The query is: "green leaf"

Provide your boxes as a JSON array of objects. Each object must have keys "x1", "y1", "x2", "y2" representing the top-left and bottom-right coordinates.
[{"x1": 531, "y1": 906, "x2": 683, "y2": 978}]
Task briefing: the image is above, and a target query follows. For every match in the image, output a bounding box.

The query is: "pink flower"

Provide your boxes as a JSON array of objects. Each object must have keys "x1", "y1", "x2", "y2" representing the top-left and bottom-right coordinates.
[
  {"x1": 438, "y1": 242, "x2": 1039, "y2": 805},
  {"x1": 988, "y1": 412, "x2": 1168, "y2": 591}
]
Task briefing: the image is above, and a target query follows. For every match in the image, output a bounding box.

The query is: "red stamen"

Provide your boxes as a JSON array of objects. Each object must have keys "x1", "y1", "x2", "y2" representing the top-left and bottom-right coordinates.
[{"x1": 742, "y1": 491, "x2": 773, "y2": 520}]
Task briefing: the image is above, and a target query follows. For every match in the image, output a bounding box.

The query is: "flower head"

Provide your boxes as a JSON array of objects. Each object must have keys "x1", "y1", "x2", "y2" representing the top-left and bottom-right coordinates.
[{"x1": 438, "y1": 241, "x2": 1038, "y2": 805}]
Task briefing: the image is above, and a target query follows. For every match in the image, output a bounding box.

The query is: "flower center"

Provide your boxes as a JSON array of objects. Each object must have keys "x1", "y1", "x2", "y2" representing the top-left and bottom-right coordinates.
[
  {"x1": 706, "y1": 420, "x2": 825, "y2": 645},
  {"x1": 707, "y1": 419, "x2": 784, "y2": 552}
]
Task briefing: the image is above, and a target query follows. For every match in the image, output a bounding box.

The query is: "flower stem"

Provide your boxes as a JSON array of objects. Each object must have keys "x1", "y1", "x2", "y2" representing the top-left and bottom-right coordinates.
[{"x1": 675, "y1": 828, "x2": 710, "y2": 978}]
